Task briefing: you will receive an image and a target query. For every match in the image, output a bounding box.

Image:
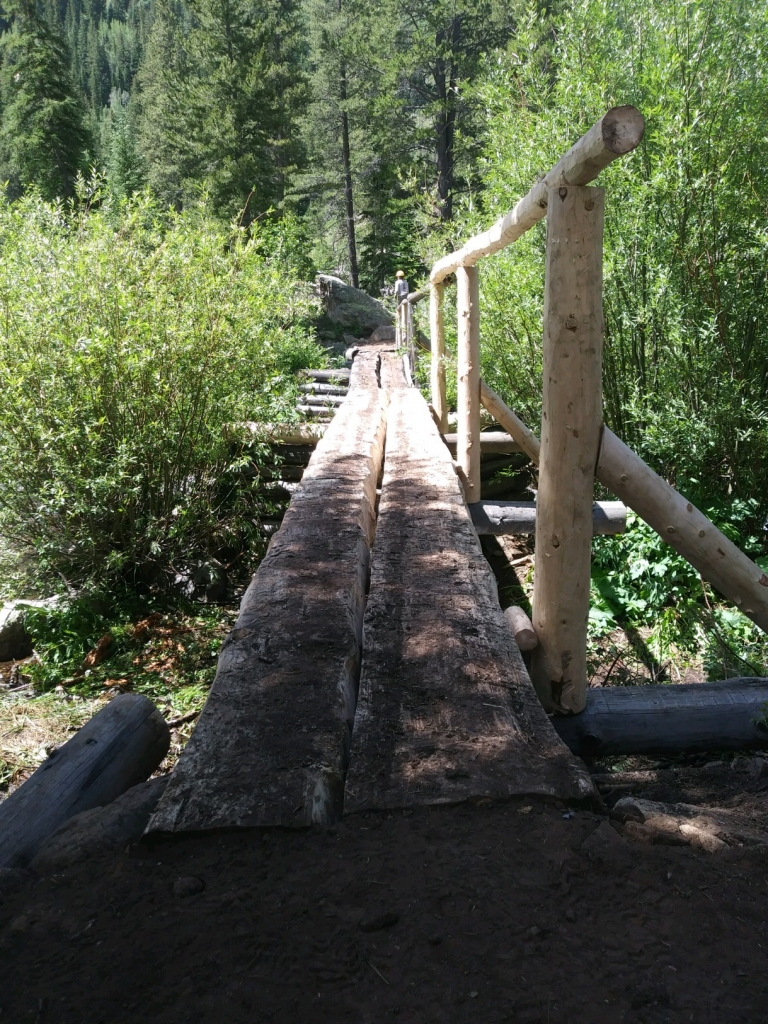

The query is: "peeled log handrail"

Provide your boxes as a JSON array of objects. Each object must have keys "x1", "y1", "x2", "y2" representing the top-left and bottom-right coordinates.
[
  {"x1": 430, "y1": 106, "x2": 645, "y2": 285},
  {"x1": 480, "y1": 383, "x2": 768, "y2": 635}
]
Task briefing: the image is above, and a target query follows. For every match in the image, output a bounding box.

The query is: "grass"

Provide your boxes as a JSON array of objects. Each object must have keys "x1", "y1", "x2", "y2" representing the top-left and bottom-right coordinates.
[{"x1": 0, "y1": 602, "x2": 238, "y2": 795}]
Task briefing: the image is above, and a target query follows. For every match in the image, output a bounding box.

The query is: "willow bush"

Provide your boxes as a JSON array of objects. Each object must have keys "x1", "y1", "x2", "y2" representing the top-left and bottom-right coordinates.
[
  {"x1": 0, "y1": 185, "x2": 325, "y2": 594},
  {"x1": 451, "y1": 0, "x2": 768, "y2": 506}
]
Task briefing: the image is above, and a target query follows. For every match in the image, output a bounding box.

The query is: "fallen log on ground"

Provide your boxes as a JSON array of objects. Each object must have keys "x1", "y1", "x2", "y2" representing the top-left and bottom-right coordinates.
[
  {"x1": 552, "y1": 679, "x2": 768, "y2": 757},
  {"x1": 0, "y1": 693, "x2": 169, "y2": 869},
  {"x1": 470, "y1": 500, "x2": 625, "y2": 536}
]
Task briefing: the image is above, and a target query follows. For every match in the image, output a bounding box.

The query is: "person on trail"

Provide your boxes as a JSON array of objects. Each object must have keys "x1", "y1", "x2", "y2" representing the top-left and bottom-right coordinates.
[{"x1": 394, "y1": 269, "x2": 409, "y2": 307}]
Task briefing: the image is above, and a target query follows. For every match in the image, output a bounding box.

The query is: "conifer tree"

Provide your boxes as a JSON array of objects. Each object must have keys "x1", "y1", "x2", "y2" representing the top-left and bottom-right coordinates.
[
  {"x1": 0, "y1": 0, "x2": 91, "y2": 199},
  {"x1": 136, "y1": 0, "x2": 308, "y2": 219}
]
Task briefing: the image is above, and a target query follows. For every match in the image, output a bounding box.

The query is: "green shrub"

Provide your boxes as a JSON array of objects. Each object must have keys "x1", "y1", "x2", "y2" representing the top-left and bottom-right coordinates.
[{"x1": 0, "y1": 185, "x2": 326, "y2": 594}]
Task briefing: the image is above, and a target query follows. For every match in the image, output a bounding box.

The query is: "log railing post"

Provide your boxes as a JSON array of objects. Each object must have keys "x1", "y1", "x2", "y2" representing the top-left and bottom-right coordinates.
[
  {"x1": 430, "y1": 282, "x2": 448, "y2": 432},
  {"x1": 531, "y1": 185, "x2": 605, "y2": 714},
  {"x1": 456, "y1": 265, "x2": 481, "y2": 500}
]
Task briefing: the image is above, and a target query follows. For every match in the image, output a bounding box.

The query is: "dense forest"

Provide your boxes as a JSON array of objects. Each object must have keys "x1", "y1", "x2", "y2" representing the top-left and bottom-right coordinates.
[{"x1": 1, "y1": 0, "x2": 768, "y2": 684}]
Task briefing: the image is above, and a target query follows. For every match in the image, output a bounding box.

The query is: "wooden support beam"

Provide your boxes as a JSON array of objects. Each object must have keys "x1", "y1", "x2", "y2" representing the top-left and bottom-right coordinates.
[
  {"x1": 430, "y1": 283, "x2": 448, "y2": 433},
  {"x1": 479, "y1": 384, "x2": 541, "y2": 463},
  {"x1": 479, "y1": 386, "x2": 768, "y2": 638},
  {"x1": 504, "y1": 606, "x2": 538, "y2": 651},
  {"x1": 456, "y1": 265, "x2": 481, "y2": 500},
  {"x1": 597, "y1": 429, "x2": 768, "y2": 633},
  {"x1": 470, "y1": 500, "x2": 625, "y2": 536},
  {"x1": 298, "y1": 383, "x2": 348, "y2": 396},
  {"x1": 0, "y1": 694, "x2": 169, "y2": 869},
  {"x1": 442, "y1": 432, "x2": 521, "y2": 456},
  {"x1": 552, "y1": 678, "x2": 768, "y2": 756},
  {"x1": 301, "y1": 368, "x2": 350, "y2": 382},
  {"x1": 531, "y1": 185, "x2": 605, "y2": 715},
  {"x1": 431, "y1": 107, "x2": 644, "y2": 285}
]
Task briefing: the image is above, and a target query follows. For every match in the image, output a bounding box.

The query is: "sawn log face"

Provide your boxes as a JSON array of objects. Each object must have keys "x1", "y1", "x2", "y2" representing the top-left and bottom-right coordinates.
[
  {"x1": 147, "y1": 353, "x2": 386, "y2": 832},
  {"x1": 345, "y1": 388, "x2": 594, "y2": 812}
]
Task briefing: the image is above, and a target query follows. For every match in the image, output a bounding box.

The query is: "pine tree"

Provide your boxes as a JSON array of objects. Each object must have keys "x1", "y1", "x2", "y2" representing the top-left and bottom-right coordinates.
[
  {"x1": 0, "y1": 0, "x2": 91, "y2": 199},
  {"x1": 136, "y1": 0, "x2": 308, "y2": 220}
]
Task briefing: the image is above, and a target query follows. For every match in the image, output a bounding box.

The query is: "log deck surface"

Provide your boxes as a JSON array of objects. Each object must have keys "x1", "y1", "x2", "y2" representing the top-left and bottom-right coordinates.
[
  {"x1": 345, "y1": 385, "x2": 594, "y2": 813},
  {"x1": 149, "y1": 344, "x2": 594, "y2": 835},
  {"x1": 147, "y1": 351, "x2": 386, "y2": 832}
]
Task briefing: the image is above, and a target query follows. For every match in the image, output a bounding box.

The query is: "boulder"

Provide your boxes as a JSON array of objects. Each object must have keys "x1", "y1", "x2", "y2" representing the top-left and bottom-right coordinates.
[
  {"x1": 30, "y1": 776, "x2": 168, "y2": 873},
  {"x1": 0, "y1": 598, "x2": 60, "y2": 661},
  {"x1": 316, "y1": 275, "x2": 393, "y2": 335},
  {"x1": 370, "y1": 325, "x2": 396, "y2": 344}
]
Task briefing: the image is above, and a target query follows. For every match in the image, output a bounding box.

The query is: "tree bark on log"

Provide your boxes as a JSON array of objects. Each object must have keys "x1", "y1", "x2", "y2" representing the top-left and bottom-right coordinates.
[
  {"x1": 470, "y1": 500, "x2": 625, "y2": 536},
  {"x1": 531, "y1": 185, "x2": 605, "y2": 715},
  {"x1": 0, "y1": 694, "x2": 169, "y2": 869},
  {"x1": 456, "y1": 266, "x2": 481, "y2": 500},
  {"x1": 552, "y1": 679, "x2": 768, "y2": 756}
]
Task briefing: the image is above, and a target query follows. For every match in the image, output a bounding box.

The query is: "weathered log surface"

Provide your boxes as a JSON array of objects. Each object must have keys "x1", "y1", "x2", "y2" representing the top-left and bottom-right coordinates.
[
  {"x1": 0, "y1": 694, "x2": 169, "y2": 869},
  {"x1": 299, "y1": 383, "x2": 349, "y2": 396},
  {"x1": 345, "y1": 386, "x2": 594, "y2": 813},
  {"x1": 431, "y1": 106, "x2": 644, "y2": 284},
  {"x1": 442, "y1": 432, "x2": 521, "y2": 456},
  {"x1": 552, "y1": 679, "x2": 768, "y2": 757},
  {"x1": 470, "y1": 500, "x2": 625, "y2": 536},
  {"x1": 301, "y1": 368, "x2": 351, "y2": 382},
  {"x1": 147, "y1": 352, "x2": 387, "y2": 833}
]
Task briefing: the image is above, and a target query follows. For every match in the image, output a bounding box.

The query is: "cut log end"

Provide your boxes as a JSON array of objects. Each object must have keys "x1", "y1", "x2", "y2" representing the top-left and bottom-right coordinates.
[
  {"x1": 601, "y1": 105, "x2": 645, "y2": 154},
  {"x1": 503, "y1": 606, "x2": 538, "y2": 651}
]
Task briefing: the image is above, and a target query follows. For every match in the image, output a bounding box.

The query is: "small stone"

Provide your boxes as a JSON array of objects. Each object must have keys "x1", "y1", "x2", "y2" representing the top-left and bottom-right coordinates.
[
  {"x1": 427, "y1": 934, "x2": 443, "y2": 946},
  {"x1": 469, "y1": 991, "x2": 479, "y2": 999},
  {"x1": 564, "y1": 908, "x2": 576, "y2": 923},
  {"x1": 359, "y1": 910, "x2": 399, "y2": 933},
  {"x1": 173, "y1": 876, "x2": 205, "y2": 898}
]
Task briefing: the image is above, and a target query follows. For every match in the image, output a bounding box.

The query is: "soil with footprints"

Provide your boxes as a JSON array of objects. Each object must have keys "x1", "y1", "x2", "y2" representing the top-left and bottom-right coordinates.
[{"x1": 2, "y1": 756, "x2": 768, "y2": 1024}]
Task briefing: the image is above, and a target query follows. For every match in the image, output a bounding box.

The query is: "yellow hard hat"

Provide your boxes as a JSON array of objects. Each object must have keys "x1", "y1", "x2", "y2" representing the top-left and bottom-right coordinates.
[{"x1": 395, "y1": 270, "x2": 405, "y2": 278}]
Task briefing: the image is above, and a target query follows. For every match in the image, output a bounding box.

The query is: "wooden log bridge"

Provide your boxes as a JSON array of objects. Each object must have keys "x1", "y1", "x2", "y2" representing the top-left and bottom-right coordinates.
[
  {"x1": 147, "y1": 105, "x2": 768, "y2": 837},
  {"x1": 148, "y1": 343, "x2": 593, "y2": 834}
]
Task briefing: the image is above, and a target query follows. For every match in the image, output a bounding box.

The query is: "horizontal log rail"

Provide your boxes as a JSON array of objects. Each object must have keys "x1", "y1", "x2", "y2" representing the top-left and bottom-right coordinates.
[{"x1": 430, "y1": 107, "x2": 645, "y2": 286}]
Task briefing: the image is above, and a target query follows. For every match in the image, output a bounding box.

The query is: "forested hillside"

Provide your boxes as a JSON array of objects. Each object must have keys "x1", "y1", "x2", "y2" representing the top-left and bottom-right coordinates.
[{"x1": 1, "y1": 0, "x2": 768, "y2": 684}]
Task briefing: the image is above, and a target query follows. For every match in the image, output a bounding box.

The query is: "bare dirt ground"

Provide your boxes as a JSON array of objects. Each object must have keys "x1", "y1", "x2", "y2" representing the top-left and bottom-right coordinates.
[{"x1": 1, "y1": 773, "x2": 768, "y2": 1024}]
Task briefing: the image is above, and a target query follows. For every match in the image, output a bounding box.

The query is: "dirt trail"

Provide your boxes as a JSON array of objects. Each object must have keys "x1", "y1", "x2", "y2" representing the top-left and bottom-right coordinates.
[{"x1": 1, "y1": 792, "x2": 767, "y2": 1023}]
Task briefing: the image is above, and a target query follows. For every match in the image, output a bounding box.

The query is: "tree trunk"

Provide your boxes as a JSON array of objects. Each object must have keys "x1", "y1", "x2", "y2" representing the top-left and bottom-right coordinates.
[{"x1": 340, "y1": 65, "x2": 359, "y2": 288}]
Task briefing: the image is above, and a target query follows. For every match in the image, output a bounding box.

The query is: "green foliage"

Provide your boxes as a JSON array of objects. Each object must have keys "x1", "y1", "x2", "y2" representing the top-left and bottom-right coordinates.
[
  {"x1": 467, "y1": 0, "x2": 768, "y2": 519},
  {"x1": 591, "y1": 513, "x2": 768, "y2": 677},
  {"x1": 0, "y1": 185, "x2": 325, "y2": 592},
  {"x1": 0, "y1": 0, "x2": 91, "y2": 199},
  {"x1": 136, "y1": 0, "x2": 308, "y2": 219}
]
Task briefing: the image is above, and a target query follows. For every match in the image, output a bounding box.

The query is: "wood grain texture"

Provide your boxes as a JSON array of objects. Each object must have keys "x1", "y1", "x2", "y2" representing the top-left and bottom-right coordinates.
[
  {"x1": 530, "y1": 185, "x2": 604, "y2": 714},
  {"x1": 0, "y1": 694, "x2": 168, "y2": 868},
  {"x1": 456, "y1": 266, "x2": 481, "y2": 500},
  {"x1": 344, "y1": 387, "x2": 594, "y2": 813},
  {"x1": 552, "y1": 679, "x2": 768, "y2": 757},
  {"x1": 147, "y1": 354, "x2": 387, "y2": 833}
]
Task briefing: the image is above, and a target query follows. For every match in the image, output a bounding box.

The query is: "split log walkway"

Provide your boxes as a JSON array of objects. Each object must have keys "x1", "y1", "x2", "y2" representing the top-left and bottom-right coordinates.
[{"x1": 147, "y1": 342, "x2": 593, "y2": 835}]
